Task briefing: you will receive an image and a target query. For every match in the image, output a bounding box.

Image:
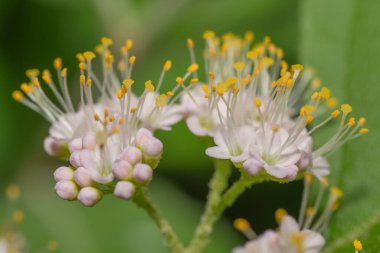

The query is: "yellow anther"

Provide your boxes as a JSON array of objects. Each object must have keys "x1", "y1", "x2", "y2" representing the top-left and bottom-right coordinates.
[
  {"x1": 331, "y1": 110, "x2": 340, "y2": 118},
  {"x1": 233, "y1": 61, "x2": 245, "y2": 72},
  {"x1": 21, "y1": 83, "x2": 32, "y2": 94},
  {"x1": 109, "y1": 115, "x2": 115, "y2": 122},
  {"x1": 101, "y1": 37, "x2": 113, "y2": 46},
  {"x1": 163, "y1": 60, "x2": 172, "y2": 72},
  {"x1": 246, "y1": 50, "x2": 257, "y2": 60},
  {"x1": 80, "y1": 75, "x2": 86, "y2": 86},
  {"x1": 311, "y1": 92, "x2": 323, "y2": 101},
  {"x1": 129, "y1": 55, "x2": 136, "y2": 65},
  {"x1": 123, "y1": 79, "x2": 134, "y2": 88},
  {"x1": 187, "y1": 63, "x2": 199, "y2": 73},
  {"x1": 217, "y1": 82, "x2": 229, "y2": 94},
  {"x1": 155, "y1": 94, "x2": 167, "y2": 107},
  {"x1": 12, "y1": 210, "x2": 24, "y2": 224},
  {"x1": 300, "y1": 105, "x2": 316, "y2": 116},
  {"x1": 272, "y1": 124, "x2": 279, "y2": 132},
  {"x1": 12, "y1": 91, "x2": 24, "y2": 102},
  {"x1": 254, "y1": 98, "x2": 262, "y2": 108},
  {"x1": 291, "y1": 64, "x2": 304, "y2": 72},
  {"x1": 42, "y1": 73, "x2": 52, "y2": 85},
  {"x1": 83, "y1": 51, "x2": 96, "y2": 61},
  {"x1": 341, "y1": 104, "x2": 352, "y2": 114},
  {"x1": 104, "y1": 108, "x2": 109, "y2": 117},
  {"x1": 203, "y1": 30, "x2": 215, "y2": 40},
  {"x1": 118, "y1": 61, "x2": 126, "y2": 72},
  {"x1": 233, "y1": 218, "x2": 250, "y2": 232},
  {"x1": 306, "y1": 115, "x2": 314, "y2": 125},
  {"x1": 330, "y1": 187, "x2": 344, "y2": 198},
  {"x1": 209, "y1": 72, "x2": 215, "y2": 80},
  {"x1": 112, "y1": 128, "x2": 120, "y2": 134},
  {"x1": 6, "y1": 184, "x2": 21, "y2": 201},
  {"x1": 190, "y1": 78, "x2": 199, "y2": 84},
  {"x1": 226, "y1": 77, "x2": 237, "y2": 87},
  {"x1": 94, "y1": 44, "x2": 104, "y2": 54},
  {"x1": 53, "y1": 57, "x2": 62, "y2": 70},
  {"x1": 94, "y1": 114, "x2": 100, "y2": 121},
  {"x1": 275, "y1": 208, "x2": 288, "y2": 223},
  {"x1": 276, "y1": 48, "x2": 284, "y2": 58},
  {"x1": 33, "y1": 77, "x2": 40, "y2": 87},
  {"x1": 200, "y1": 85, "x2": 210, "y2": 97},
  {"x1": 286, "y1": 78, "x2": 294, "y2": 88},
  {"x1": 264, "y1": 36, "x2": 271, "y2": 45},
  {"x1": 358, "y1": 117, "x2": 366, "y2": 126},
  {"x1": 253, "y1": 67, "x2": 260, "y2": 77},
  {"x1": 305, "y1": 173, "x2": 313, "y2": 184},
  {"x1": 166, "y1": 91, "x2": 174, "y2": 97},
  {"x1": 176, "y1": 77, "x2": 184, "y2": 85},
  {"x1": 76, "y1": 53, "x2": 85, "y2": 62},
  {"x1": 60, "y1": 68, "x2": 67, "y2": 77},
  {"x1": 187, "y1": 38, "x2": 194, "y2": 48},
  {"x1": 145, "y1": 80, "x2": 155, "y2": 92},
  {"x1": 118, "y1": 118, "x2": 124, "y2": 125},
  {"x1": 259, "y1": 57, "x2": 274, "y2": 67},
  {"x1": 86, "y1": 79, "x2": 92, "y2": 87},
  {"x1": 306, "y1": 207, "x2": 315, "y2": 217},
  {"x1": 347, "y1": 117, "x2": 356, "y2": 127},
  {"x1": 321, "y1": 177, "x2": 329, "y2": 187},
  {"x1": 331, "y1": 200, "x2": 340, "y2": 211},
  {"x1": 359, "y1": 128, "x2": 369, "y2": 134},
  {"x1": 311, "y1": 78, "x2": 321, "y2": 90},
  {"x1": 125, "y1": 39, "x2": 133, "y2": 50},
  {"x1": 78, "y1": 62, "x2": 85, "y2": 71},
  {"x1": 48, "y1": 240, "x2": 59, "y2": 252},
  {"x1": 244, "y1": 31, "x2": 254, "y2": 43},
  {"x1": 130, "y1": 107, "x2": 137, "y2": 113},
  {"x1": 327, "y1": 97, "x2": 338, "y2": 108},
  {"x1": 353, "y1": 240, "x2": 363, "y2": 251},
  {"x1": 232, "y1": 87, "x2": 239, "y2": 94},
  {"x1": 25, "y1": 69, "x2": 40, "y2": 78},
  {"x1": 320, "y1": 87, "x2": 331, "y2": 99}
]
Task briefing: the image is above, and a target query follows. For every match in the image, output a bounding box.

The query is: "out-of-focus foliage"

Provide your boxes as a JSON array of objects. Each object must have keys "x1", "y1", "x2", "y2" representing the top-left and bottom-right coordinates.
[{"x1": 300, "y1": 0, "x2": 380, "y2": 252}]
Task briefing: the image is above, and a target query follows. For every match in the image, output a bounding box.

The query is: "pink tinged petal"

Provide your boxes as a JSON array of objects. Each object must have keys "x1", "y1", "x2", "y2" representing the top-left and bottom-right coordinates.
[
  {"x1": 54, "y1": 180, "x2": 78, "y2": 200},
  {"x1": 82, "y1": 133, "x2": 97, "y2": 150},
  {"x1": 142, "y1": 137, "x2": 163, "y2": 157},
  {"x1": 74, "y1": 167, "x2": 93, "y2": 187},
  {"x1": 297, "y1": 152, "x2": 311, "y2": 169},
  {"x1": 90, "y1": 170, "x2": 114, "y2": 184},
  {"x1": 231, "y1": 149, "x2": 250, "y2": 163},
  {"x1": 264, "y1": 164, "x2": 288, "y2": 179},
  {"x1": 205, "y1": 146, "x2": 230, "y2": 159},
  {"x1": 77, "y1": 187, "x2": 102, "y2": 207},
  {"x1": 80, "y1": 150, "x2": 96, "y2": 169},
  {"x1": 114, "y1": 181, "x2": 135, "y2": 200},
  {"x1": 133, "y1": 163, "x2": 153, "y2": 183},
  {"x1": 302, "y1": 230, "x2": 325, "y2": 251},
  {"x1": 284, "y1": 165, "x2": 299, "y2": 180},
  {"x1": 311, "y1": 156, "x2": 330, "y2": 180},
  {"x1": 120, "y1": 146, "x2": 142, "y2": 165},
  {"x1": 69, "y1": 151, "x2": 82, "y2": 168},
  {"x1": 135, "y1": 128, "x2": 153, "y2": 147},
  {"x1": 69, "y1": 138, "x2": 82, "y2": 153},
  {"x1": 186, "y1": 116, "x2": 209, "y2": 136},
  {"x1": 280, "y1": 215, "x2": 300, "y2": 234},
  {"x1": 243, "y1": 158, "x2": 263, "y2": 176},
  {"x1": 44, "y1": 137, "x2": 64, "y2": 157},
  {"x1": 112, "y1": 160, "x2": 133, "y2": 180},
  {"x1": 54, "y1": 166, "x2": 74, "y2": 182}
]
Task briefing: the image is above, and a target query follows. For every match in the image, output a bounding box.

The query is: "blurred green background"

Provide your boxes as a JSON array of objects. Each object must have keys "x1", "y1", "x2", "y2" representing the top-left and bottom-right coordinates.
[{"x1": 1, "y1": 0, "x2": 379, "y2": 252}]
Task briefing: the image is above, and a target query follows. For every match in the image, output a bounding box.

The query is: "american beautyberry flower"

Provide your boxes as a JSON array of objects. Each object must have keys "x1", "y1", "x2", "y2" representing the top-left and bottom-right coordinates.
[{"x1": 179, "y1": 31, "x2": 368, "y2": 182}]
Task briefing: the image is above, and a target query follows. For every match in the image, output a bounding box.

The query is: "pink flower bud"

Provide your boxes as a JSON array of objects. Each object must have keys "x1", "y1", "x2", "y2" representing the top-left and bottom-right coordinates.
[
  {"x1": 297, "y1": 152, "x2": 311, "y2": 169},
  {"x1": 132, "y1": 163, "x2": 153, "y2": 183},
  {"x1": 135, "y1": 128, "x2": 153, "y2": 147},
  {"x1": 82, "y1": 133, "x2": 97, "y2": 150},
  {"x1": 54, "y1": 166, "x2": 74, "y2": 182},
  {"x1": 69, "y1": 151, "x2": 82, "y2": 168},
  {"x1": 142, "y1": 138, "x2": 163, "y2": 157},
  {"x1": 55, "y1": 180, "x2": 78, "y2": 200},
  {"x1": 69, "y1": 138, "x2": 82, "y2": 153},
  {"x1": 114, "y1": 181, "x2": 135, "y2": 200},
  {"x1": 44, "y1": 137, "x2": 64, "y2": 157},
  {"x1": 120, "y1": 146, "x2": 142, "y2": 165},
  {"x1": 77, "y1": 187, "x2": 102, "y2": 207},
  {"x1": 74, "y1": 167, "x2": 93, "y2": 187},
  {"x1": 112, "y1": 160, "x2": 133, "y2": 180},
  {"x1": 243, "y1": 158, "x2": 263, "y2": 176}
]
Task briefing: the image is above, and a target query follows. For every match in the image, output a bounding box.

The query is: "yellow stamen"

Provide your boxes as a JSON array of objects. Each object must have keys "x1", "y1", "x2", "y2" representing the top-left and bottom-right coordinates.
[
  {"x1": 101, "y1": 37, "x2": 113, "y2": 46},
  {"x1": 83, "y1": 51, "x2": 96, "y2": 61},
  {"x1": 275, "y1": 208, "x2": 288, "y2": 223},
  {"x1": 359, "y1": 128, "x2": 369, "y2": 134},
  {"x1": 21, "y1": 83, "x2": 32, "y2": 93},
  {"x1": 80, "y1": 75, "x2": 86, "y2": 86},
  {"x1": 94, "y1": 114, "x2": 100, "y2": 121},
  {"x1": 233, "y1": 218, "x2": 250, "y2": 232},
  {"x1": 331, "y1": 110, "x2": 341, "y2": 118},
  {"x1": 353, "y1": 240, "x2": 363, "y2": 251},
  {"x1": 305, "y1": 173, "x2": 313, "y2": 183},
  {"x1": 209, "y1": 72, "x2": 215, "y2": 80},
  {"x1": 163, "y1": 60, "x2": 172, "y2": 71},
  {"x1": 86, "y1": 79, "x2": 92, "y2": 87},
  {"x1": 12, "y1": 210, "x2": 24, "y2": 224},
  {"x1": 190, "y1": 78, "x2": 199, "y2": 84},
  {"x1": 48, "y1": 240, "x2": 58, "y2": 252},
  {"x1": 244, "y1": 31, "x2": 254, "y2": 43},
  {"x1": 145, "y1": 80, "x2": 155, "y2": 92},
  {"x1": 341, "y1": 104, "x2": 352, "y2": 114},
  {"x1": 76, "y1": 53, "x2": 85, "y2": 62},
  {"x1": 306, "y1": 115, "x2": 314, "y2": 125},
  {"x1": 129, "y1": 56, "x2": 136, "y2": 65},
  {"x1": 126, "y1": 39, "x2": 133, "y2": 50},
  {"x1": 233, "y1": 61, "x2": 245, "y2": 72},
  {"x1": 203, "y1": 30, "x2": 215, "y2": 40},
  {"x1": 26, "y1": 69, "x2": 40, "y2": 78},
  {"x1": 320, "y1": 87, "x2": 331, "y2": 99},
  {"x1": 123, "y1": 79, "x2": 134, "y2": 88},
  {"x1": 12, "y1": 91, "x2": 24, "y2": 102},
  {"x1": 54, "y1": 58, "x2": 62, "y2": 70},
  {"x1": 6, "y1": 184, "x2": 21, "y2": 200},
  {"x1": 330, "y1": 187, "x2": 343, "y2": 198},
  {"x1": 306, "y1": 207, "x2": 315, "y2": 217},
  {"x1": 272, "y1": 124, "x2": 279, "y2": 132},
  {"x1": 327, "y1": 97, "x2": 338, "y2": 108},
  {"x1": 187, "y1": 63, "x2": 199, "y2": 73},
  {"x1": 130, "y1": 107, "x2": 137, "y2": 113},
  {"x1": 166, "y1": 91, "x2": 174, "y2": 97},
  {"x1": 358, "y1": 117, "x2": 366, "y2": 126},
  {"x1": 254, "y1": 98, "x2": 262, "y2": 108},
  {"x1": 155, "y1": 94, "x2": 167, "y2": 107},
  {"x1": 187, "y1": 38, "x2": 194, "y2": 48},
  {"x1": 291, "y1": 64, "x2": 304, "y2": 72},
  {"x1": 176, "y1": 77, "x2": 184, "y2": 86},
  {"x1": 311, "y1": 78, "x2": 321, "y2": 90},
  {"x1": 60, "y1": 68, "x2": 67, "y2": 77}
]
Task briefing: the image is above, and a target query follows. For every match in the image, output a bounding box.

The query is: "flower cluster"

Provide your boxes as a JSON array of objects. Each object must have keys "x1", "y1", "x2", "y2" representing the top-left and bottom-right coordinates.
[
  {"x1": 179, "y1": 31, "x2": 368, "y2": 181},
  {"x1": 232, "y1": 174, "x2": 346, "y2": 253},
  {"x1": 13, "y1": 37, "x2": 183, "y2": 206}
]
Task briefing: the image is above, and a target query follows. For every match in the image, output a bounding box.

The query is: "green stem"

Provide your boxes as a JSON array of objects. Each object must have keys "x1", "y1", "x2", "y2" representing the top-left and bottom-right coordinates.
[
  {"x1": 133, "y1": 187, "x2": 185, "y2": 253},
  {"x1": 185, "y1": 159, "x2": 232, "y2": 253},
  {"x1": 186, "y1": 171, "x2": 268, "y2": 253}
]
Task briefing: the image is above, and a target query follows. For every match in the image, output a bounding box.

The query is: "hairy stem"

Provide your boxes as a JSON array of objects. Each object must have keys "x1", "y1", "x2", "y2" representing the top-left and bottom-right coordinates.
[{"x1": 133, "y1": 187, "x2": 185, "y2": 253}]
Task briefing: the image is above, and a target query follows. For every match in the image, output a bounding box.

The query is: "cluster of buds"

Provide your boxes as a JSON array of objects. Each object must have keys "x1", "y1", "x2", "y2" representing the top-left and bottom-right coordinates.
[
  {"x1": 231, "y1": 174, "x2": 346, "y2": 253},
  {"x1": 179, "y1": 31, "x2": 368, "y2": 182}
]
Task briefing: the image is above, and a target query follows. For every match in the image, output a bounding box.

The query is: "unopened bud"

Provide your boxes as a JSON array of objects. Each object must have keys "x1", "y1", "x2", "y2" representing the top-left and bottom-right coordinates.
[
  {"x1": 142, "y1": 138, "x2": 163, "y2": 157},
  {"x1": 69, "y1": 138, "x2": 83, "y2": 153},
  {"x1": 54, "y1": 166, "x2": 74, "y2": 182},
  {"x1": 69, "y1": 151, "x2": 82, "y2": 168},
  {"x1": 77, "y1": 187, "x2": 102, "y2": 207},
  {"x1": 120, "y1": 146, "x2": 142, "y2": 165},
  {"x1": 74, "y1": 167, "x2": 93, "y2": 187},
  {"x1": 132, "y1": 163, "x2": 153, "y2": 183},
  {"x1": 112, "y1": 160, "x2": 133, "y2": 180},
  {"x1": 114, "y1": 181, "x2": 135, "y2": 200},
  {"x1": 55, "y1": 180, "x2": 78, "y2": 200},
  {"x1": 243, "y1": 159, "x2": 263, "y2": 176}
]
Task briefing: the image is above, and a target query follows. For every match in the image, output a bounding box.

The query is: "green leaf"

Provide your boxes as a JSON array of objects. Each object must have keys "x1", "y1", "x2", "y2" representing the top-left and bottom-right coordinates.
[
  {"x1": 300, "y1": 0, "x2": 380, "y2": 252},
  {"x1": 14, "y1": 158, "x2": 241, "y2": 253}
]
